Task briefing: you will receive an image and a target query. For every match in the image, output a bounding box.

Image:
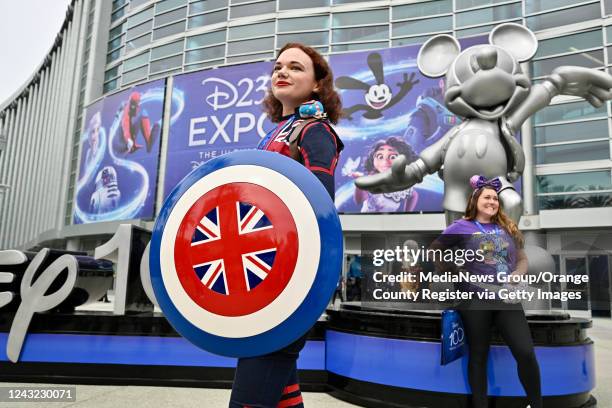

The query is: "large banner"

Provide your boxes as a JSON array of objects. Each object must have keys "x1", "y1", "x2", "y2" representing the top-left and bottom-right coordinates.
[
  {"x1": 73, "y1": 80, "x2": 166, "y2": 224},
  {"x1": 164, "y1": 62, "x2": 273, "y2": 198},
  {"x1": 331, "y1": 37, "x2": 484, "y2": 213},
  {"x1": 162, "y1": 38, "x2": 490, "y2": 213}
]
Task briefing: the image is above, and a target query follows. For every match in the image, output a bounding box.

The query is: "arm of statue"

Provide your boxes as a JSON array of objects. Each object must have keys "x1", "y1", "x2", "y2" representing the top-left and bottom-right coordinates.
[
  {"x1": 355, "y1": 125, "x2": 460, "y2": 193},
  {"x1": 504, "y1": 67, "x2": 612, "y2": 182},
  {"x1": 507, "y1": 66, "x2": 612, "y2": 134}
]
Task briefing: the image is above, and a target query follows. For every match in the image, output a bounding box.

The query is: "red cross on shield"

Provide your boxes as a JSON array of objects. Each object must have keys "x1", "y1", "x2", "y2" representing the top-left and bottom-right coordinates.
[{"x1": 173, "y1": 183, "x2": 298, "y2": 317}]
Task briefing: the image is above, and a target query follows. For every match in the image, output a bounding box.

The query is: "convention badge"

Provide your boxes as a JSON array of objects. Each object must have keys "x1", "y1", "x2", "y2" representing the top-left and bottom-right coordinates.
[{"x1": 150, "y1": 150, "x2": 343, "y2": 357}]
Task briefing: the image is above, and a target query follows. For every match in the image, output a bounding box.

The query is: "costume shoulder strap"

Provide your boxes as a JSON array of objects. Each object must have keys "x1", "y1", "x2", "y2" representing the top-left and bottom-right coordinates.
[{"x1": 287, "y1": 117, "x2": 319, "y2": 161}]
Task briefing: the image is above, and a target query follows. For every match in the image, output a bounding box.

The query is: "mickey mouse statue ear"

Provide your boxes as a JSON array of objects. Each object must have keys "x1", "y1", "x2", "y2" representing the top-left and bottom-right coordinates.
[
  {"x1": 489, "y1": 23, "x2": 538, "y2": 62},
  {"x1": 417, "y1": 34, "x2": 461, "y2": 78}
]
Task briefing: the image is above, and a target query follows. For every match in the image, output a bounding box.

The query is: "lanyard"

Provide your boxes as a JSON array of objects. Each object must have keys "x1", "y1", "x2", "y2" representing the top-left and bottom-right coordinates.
[{"x1": 473, "y1": 220, "x2": 501, "y2": 236}]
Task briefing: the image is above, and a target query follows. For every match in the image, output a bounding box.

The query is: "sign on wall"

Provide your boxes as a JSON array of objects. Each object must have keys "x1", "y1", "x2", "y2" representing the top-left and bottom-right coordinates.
[
  {"x1": 330, "y1": 37, "x2": 485, "y2": 214},
  {"x1": 163, "y1": 62, "x2": 274, "y2": 199},
  {"x1": 73, "y1": 80, "x2": 166, "y2": 224}
]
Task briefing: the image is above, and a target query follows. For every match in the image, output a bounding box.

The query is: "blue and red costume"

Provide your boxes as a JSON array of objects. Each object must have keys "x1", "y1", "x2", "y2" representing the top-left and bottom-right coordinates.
[
  {"x1": 116, "y1": 92, "x2": 159, "y2": 154},
  {"x1": 229, "y1": 109, "x2": 343, "y2": 408},
  {"x1": 257, "y1": 110, "x2": 342, "y2": 198}
]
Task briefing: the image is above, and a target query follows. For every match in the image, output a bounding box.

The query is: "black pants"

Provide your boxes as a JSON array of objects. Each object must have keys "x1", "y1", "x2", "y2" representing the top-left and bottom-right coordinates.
[
  {"x1": 459, "y1": 302, "x2": 543, "y2": 408},
  {"x1": 229, "y1": 336, "x2": 306, "y2": 408}
]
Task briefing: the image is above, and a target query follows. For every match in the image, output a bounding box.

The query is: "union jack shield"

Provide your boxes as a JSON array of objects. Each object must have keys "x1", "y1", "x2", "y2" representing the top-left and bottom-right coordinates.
[{"x1": 150, "y1": 150, "x2": 342, "y2": 357}]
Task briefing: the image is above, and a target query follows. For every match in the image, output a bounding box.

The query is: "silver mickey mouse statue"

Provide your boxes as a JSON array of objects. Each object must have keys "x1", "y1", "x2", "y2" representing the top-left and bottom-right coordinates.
[{"x1": 356, "y1": 23, "x2": 612, "y2": 224}]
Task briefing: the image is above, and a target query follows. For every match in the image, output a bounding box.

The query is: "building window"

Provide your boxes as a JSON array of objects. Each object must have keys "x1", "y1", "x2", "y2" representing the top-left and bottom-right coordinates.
[
  {"x1": 126, "y1": 20, "x2": 153, "y2": 41},
  {"x1": 153, "y1": 20, "x2": 186, "y2": 40},
  {"x1": 156, "y1": 0, "x2": 187, "y2": 14},
  {"x1": 534, "y1": 119, "x2": 608, "y2": 145},
  {"x1": 186, "y1": 29, "x2": 226, "y2": 48},
  {"x1": 278, "y1": 15, "x2": 329, "y2": 32},
  {"x1": 151, "y1": 39, "x2": 184, "y2": 60},
  {"x1": 188, "y1": 9, "x2": 228, "y2": 29},
  {"x1": 109, "y1": 22, "x2": 126, "y2": 39},
  {"x1": 227, "y1": 37, "x2": 274, "y2": 55},
  {"x1": 127, "y1": 6, "x2": 154, "y2": 28},
  {"x1": 332, "y1": 41, "x2": 388, "y2": 52},
  {"x1": 392, "y1": 16, "x2": 452, "y2": 37},
  {"x1": 525, "y1": 0, "x2": 599, "y2": 14},
  {"x1": 455, "y1": 0, "x2": 511, "y2": 10},
  {"x1": 531, "y1": 29, "x2": 604, "y2": 82},
  {"x1": 130, "y1": 0, "x2": 151, "y2": 10},
  {"x1": 392, "y1": 0, "x2": 452, "y2": 20},
  {"x1": 185, "y1": 59, "x2": 223, "y2": 71},
  {"x1": 126, "y1": 33, "x2": 152, "y2": 51},
  {"x1": 104, "y1": 65, "x2": 121, "y2": 81},
  {"x1": 186, "y1": 29, "x2": 226, "y2": 63},
  {"x1": 455, "y1": 2, "x2": 522, "y2": 28},
  {"x1": 278, "y1": 31, "x2": 329, "y2": 49},
  {"x1": 103, "y1": 78, "x2": 120, "y2": 93},
  {"x1": 230, "y1": 0, "x2": 275, "y2": 19},
  {"x1": 535, "y1": 141, "x2": 610, "y2": 165},
  {"x1": 332, "y1": 9, "x2": 388, "y2": 49},
  {"x1": 534, "y1": 100, "x2": 607, "y2": 126},
  {"x1": 122, "y1": 65, "x2": 149, "y2": 85},
  {"x1": 535, "y1": 29, "x2": 602, "y2": 59},
  {"x1": 332, "y1": 9, "x2": 388, "y2": 27},
  {"x1": 123, "y1": 51, "x2": 149, "y2": 71},
  {"x1": 532, "y1": 51, "x2": 604, "y2": 78},
  {"x1": 150, "y1": 54, "x2": 183, "y2": 73},
  {"x1": 392, "y1": 34, "x2": 443, "y2": 47},
  {"x1": 537, "y1": 171, "x2": 612, "y2": 193},
  {"x1": 154, "y1": 7, "x2": 187, "y2": 28},
  {"x1": 107, "y1": 47, "x2": 124, "y2": 64},
  {"x1": 526, "y1": 3, "x2": 600, "y2": 32},
  {"x1": 537, "y1": 170, "x2": 612, "y2": 209},
  {"x1": 333, "y1": 26, "x2": 388, "y2": 43},
  {"x1": 185, "y1": 44, "x2": 225, "y2": 63},
  {"x1": 189, "y1": 0, "x2": 228, "y2": 14},
  {"x1": 279, "y1": 0, "x2": 328, "y2": 10},
  {"x1": 538, "y1": 192, "x2": 612, "y2": 209},
  {"x1": 226, "y1": 51, "x2": 274, "y2": 64},
  {"x1": 228, "y1": 21, "x2": 275, "y2": 40}
]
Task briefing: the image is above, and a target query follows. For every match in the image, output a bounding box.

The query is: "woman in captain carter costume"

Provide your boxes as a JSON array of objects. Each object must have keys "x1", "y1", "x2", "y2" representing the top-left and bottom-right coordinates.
[{"x1": 229, "y1": 43, "x2": 343, "y2": 408}]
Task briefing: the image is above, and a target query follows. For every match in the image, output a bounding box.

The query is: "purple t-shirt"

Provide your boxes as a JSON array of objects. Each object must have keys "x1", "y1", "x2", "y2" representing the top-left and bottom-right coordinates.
[{"x1": 441, "y1": 218, "x2": 518, "y2": 283}]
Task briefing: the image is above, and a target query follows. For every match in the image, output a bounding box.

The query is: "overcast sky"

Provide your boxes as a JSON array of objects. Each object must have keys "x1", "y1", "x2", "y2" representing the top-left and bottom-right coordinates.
[{"x1": 0, "y1": 0, "x2": 72, "y2": 104}]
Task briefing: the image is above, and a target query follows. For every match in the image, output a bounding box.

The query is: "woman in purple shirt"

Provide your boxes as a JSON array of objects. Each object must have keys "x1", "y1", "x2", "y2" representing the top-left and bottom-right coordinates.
[{"x1": 442, "y1": 175, "x2": 542, "y2": 408}]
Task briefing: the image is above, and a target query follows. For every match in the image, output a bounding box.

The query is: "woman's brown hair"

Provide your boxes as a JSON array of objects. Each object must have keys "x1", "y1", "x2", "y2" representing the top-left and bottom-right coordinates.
[
  {"x1": 263, "y1": 43, "x2": 342, "y2": 124},
  {"x1": 464, "y1": 187, "x2": 524, "y2": 248}
]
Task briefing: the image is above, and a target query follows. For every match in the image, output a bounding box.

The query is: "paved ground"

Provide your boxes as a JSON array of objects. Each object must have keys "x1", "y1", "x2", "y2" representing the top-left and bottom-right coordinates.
[{"x1": 1, "y1": 317, "x2": 610, "y2": 407}]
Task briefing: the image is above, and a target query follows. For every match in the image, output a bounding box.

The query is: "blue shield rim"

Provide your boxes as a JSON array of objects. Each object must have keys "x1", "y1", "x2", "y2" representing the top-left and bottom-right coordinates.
[{"x1": 150, "y1": 149, "x2": 342, "y2": 357}]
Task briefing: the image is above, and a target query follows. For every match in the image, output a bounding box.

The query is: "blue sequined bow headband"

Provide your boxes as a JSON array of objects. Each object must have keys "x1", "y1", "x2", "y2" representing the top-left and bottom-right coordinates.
[{"x1": 469, "y1": 175, "x2": 502, "y2": 192}]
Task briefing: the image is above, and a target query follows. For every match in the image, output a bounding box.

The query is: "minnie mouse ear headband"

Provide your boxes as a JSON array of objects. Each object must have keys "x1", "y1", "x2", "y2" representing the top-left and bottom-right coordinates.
[{"x1": 470, "y1": 175, "x2": 502, "y2": 193}]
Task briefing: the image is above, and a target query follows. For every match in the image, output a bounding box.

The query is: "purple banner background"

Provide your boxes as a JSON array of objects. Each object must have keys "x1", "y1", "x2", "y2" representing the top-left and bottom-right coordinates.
[
  {"x1": 164, "y1": 62, "x2": 274, "y2": 198},
  {"x1": 330, "y1": 37, "x2": 485, "y2": 213}
]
